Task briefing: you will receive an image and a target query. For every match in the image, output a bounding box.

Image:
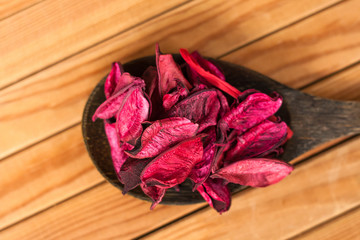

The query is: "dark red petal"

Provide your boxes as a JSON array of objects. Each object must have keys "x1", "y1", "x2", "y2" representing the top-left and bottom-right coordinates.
[
  {"x1": 140, "y1": 183, "x2": 166, "y2": 210},
  {"x1": 126, "y1": 117, "x2": 198, "y2": 159},
  {"x1": 163, "y1": 81, "x2": 189, "y2": 111},
  {"x1": 116, "y1": 87, "x2": 150, "y2": 144},
  {"x1": 224, "y1": 120, "x2": 288, "y2": 161},
  {"x1": 119, "y1": 158, "x2": 152, "y2": 194},
  {"x1": 189, "y1": 128, "x2": 216, "y2": 190},
  {"x1": 104, "y1": 122, "x2": 133, "y2": 181},
  {"x1": 141, "y1": 135, "x2": 205, "y2": 188},
  {"x1": 212, "y1": 158, "x2": 294, "y2": 187},
  {"x1": 104, "y1": 62, "x2": 122, "y2": 99},
  {"x1": 156, "y1": 44, "x2": 192, "y2": 97},
  {"x1": 180, "y1": 48, "x2": 240, "y2": 98},
  {"x1": 142, "y1": 66, "x2": 158, "y2": 99},
  {"x1": 220, "y1": 92, "x2": 282, "y2": 134},
  {"x1": 197, "y1": 178, "x2": 231, "y2": 214},
  {"x1": 167, "y1": 89, "x2": 221, "y2": 132}
]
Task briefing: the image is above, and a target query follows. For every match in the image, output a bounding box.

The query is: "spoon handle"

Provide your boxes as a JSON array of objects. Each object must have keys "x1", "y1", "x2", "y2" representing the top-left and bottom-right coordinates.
[{"x1": 281, "y1": 92, "x2": 360, "y2": 162}]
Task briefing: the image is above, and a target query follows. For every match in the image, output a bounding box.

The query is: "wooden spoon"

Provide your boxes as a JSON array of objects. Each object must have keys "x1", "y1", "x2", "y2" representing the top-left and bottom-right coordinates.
[{"x1": 82, "y1": 55, "x2": 360, "y2": 204}]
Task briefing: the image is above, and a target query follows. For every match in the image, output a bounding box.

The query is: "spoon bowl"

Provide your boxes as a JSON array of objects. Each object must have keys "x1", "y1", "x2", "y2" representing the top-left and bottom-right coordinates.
[{"x1": 82, "y1": 55, "x2": 360, "y2": 204}]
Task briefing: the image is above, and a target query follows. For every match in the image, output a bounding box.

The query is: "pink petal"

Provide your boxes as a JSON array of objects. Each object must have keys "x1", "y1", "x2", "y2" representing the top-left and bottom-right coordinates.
[
  {"x1": 104, "y1": 122, "x2": 133, "y2": 181},
  {"x1": 163, "y1": 81, "x2": 189, "y2": 111},
  {"x1": 116, "y1": 87, "x2": 150, "y2": 144},
  {"x1": 212, "y1": 158, "x2": 294, "y2": 187},
  {"x1": 141, "y1": 135, "x2": 205, "y2": 188},
  {"x1": 126, "y1": 117, "x2": 198, "y2": 159},
  {"x1": 197, "y1": 178, "x2": 231, "y2": 214},
  {"x1": 141, "y1": 183, "x2": 166, "y2": 210},
  {"x1": 104, "y1": 62, "x2": 122, "y2": 99},
  {"x1": 220, "y1": 92, "x2": 282, "y2": 134},
  {"x1": 156, "y1": 44, "x2": 192, "y2": 97}
]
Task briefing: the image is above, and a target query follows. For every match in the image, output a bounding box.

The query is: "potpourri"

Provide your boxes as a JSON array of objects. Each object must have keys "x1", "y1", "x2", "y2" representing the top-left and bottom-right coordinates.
[{"x1": 92, "y1": 44, "x2": 294, "y2": 213}]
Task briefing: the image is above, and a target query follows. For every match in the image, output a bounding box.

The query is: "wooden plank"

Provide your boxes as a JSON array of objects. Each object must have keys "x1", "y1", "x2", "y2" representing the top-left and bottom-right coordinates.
[
  {"x1": 1, "y1": 62, "x2": 358, "y2": 237},
  {"x1": 0, "y1": 125, "x2": 104, "y2": 230},
  {"x1": 292, "y1": 207, "x2": 360, "y2": 240},
  {"x1": 0, "y1": 0, "x2": 42, "y2": 20},
  {"x1": 144, "y1": 137, "x2": 360, "y2": 240},
  {"x1": 0, "y1": 182, "x2": 203, "y2": 240},
  {"x1": 0, "y1": 0, "x2": 342, "y2": 159},
  {"x1": 222, "y1": 0, "x2": 360, "y2": 89},
  {"x1": 0, "y1": 0, "x2": 187, "y2": 89}
]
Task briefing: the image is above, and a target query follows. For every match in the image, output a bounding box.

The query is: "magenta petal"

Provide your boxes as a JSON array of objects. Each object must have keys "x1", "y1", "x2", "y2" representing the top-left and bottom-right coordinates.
[
  {"x1": 127, "y1": 117, "x2": 198, "y2": 159},
  {"x1": 220, "y1": 92, "x2": 283, "y2": 134},
  {"x1": 116, "y1": 87, "x2": 150, "y2": 144},
  {"x1": 104, "y1": 122, "x2": 133, "y2": 181},
  {"x1": 189, "y1": 128, "x2": 216, "y2": 190},
  {"x1": 212, "y1": 158, "x2": 294, "y2": 187},
  {"x1": 163, "y1": 81, "x2": 189, "y2": 111},
  {"x1": 225, "y1": 120, "x2": 288, "y2": 161},
  {"x1": 197, "y1": 178, "x2": 231, "y2": 214},
  {"x1": 156, "y1": 44, "x2": 192, "y2": 97},
  {"x1": 141, "y1": 135, "x2": 205, "y2": 188},
  {"x1": 167, "y1": 89, "x2": 221, "y2": 132},
  {"x1": 104, "y1": 62, "x2": 122, "y2": 99},
  {"x1": 119, "y1": 158, "x2": 152, "y2": 194},
  {"x1": 141, "y1": 183, "x2": 166, "y2": 210}
]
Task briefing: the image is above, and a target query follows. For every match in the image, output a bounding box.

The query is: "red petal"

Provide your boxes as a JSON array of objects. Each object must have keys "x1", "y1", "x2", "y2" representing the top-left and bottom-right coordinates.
[
  {"x1": 126, "y1": 117, "x2": 199, "y2": 159},
  {"x1": 116, "y1": 87, "x2": 150, "y2": 144},
  {"x1": 212, "y1": 158, "x2": 294, "y2": 187},
  {"x1": 119, "y1": 158, "x2": 151, "y2": 194},
  {"x1": 180, "y1": 48, "x2": 240, "y2": 98},
  {"x1": 197, "y1": 178, "x2": 231, "y2": 214},
  {"x1": 220, "y1": 92, "x2": 282, "y2": 134},
  {"x1": 163, "y1": 81, "x2": 189, "y2": 111},
  {"x1": 141, "y1": 135, "x2": 205, "y2": 188}
]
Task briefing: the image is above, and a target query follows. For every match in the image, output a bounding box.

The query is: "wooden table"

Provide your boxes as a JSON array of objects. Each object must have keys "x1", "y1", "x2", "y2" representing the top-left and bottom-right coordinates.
[{"x1": 1, "y1": 0, "x2": 359, "y2": 239}]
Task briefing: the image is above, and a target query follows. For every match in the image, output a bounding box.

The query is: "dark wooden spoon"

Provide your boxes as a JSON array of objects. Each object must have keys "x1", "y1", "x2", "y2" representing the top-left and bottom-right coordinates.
[{"x1": 82, "y1": 55, "x2": 360, "y2": 205}]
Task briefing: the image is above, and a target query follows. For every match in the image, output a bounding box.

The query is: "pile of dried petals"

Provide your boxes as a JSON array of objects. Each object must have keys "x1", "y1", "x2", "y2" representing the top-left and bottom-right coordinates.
[{"x1": 92, "y1": 44, "x2": 294, "y2": 213}]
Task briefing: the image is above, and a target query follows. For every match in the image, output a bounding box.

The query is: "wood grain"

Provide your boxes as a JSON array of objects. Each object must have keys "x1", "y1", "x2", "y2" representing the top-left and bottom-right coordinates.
[
  {"x1": 222, "y1": 0, "x2": 360, "y2": 89},
  {"x1": 292, "y1": 207, "x2": 360, "y2": 240},
  {"x1": 0, "y1": 0, "x2": 344, "y2": 159},
  {"x1": 0, "y1": 183, "x2": 203, "y2": 240},
  {"x1": 0, "y1": 125, "x2": 104, "y2": 230},
  {"x1": 0, "y1": 0, "x2": 42, "y2": 20},
  {"x1": 0, "y1": 0, "x2": 187, "y2": 89},
  {"x1": 144, "y1": 137, "x2": 360, "y2": 240},
  {"x1": 1, "y1": 54, "x2": 358, "y2": 236}
]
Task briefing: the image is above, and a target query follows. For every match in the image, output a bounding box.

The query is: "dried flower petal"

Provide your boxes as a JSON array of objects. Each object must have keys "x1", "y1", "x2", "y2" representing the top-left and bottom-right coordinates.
[
  {"x1": 212, "y1": 158, "x2": 294, "y2": 187},
  {"x1": 127, "y1": 117, "x2": 198, "y2": 159},
  {"x1": 141, "y1": 135, "x2": 205, "y2": 188},
  {"x1": 224, "y1": 120, "x2": 288, "y2": 162},
  {"x1": 189, "y1": 128, "x2": 217, "y2": 190},
  {"x1": 220, "y1": 92, "x2": 282, "y2": 134},
  {"x1": 156, "y1": 44, "x2": 191, "y2": 97},
  {"x1": 180, "y1": 48, "x2": 240, "y2": 98},
  {"x1": 104, "y1": 122, "x2": 133, "y2": 181},
  {"x1": 119, "y1": 158, "x2": 152, "y2": 194},
  {"x1": 167, "y1": 89, "x2": 221, "y2": 132},
  {"x1": 116, "y1": 87, "x2": 150, "y2": 144},
  {"x1": 197, "y1": 178, "x2": 231, "y2": 214},
  {"x1": 104, "y1": 62, "x2": 123, "y2": 99},
  {"x1": 141, "y1": 183, "x2": 166, "y2": 210},
  {"x1": 163, "y1": 81, "x2": 189, "y2": 111}
]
